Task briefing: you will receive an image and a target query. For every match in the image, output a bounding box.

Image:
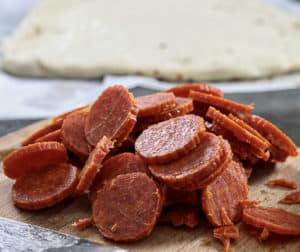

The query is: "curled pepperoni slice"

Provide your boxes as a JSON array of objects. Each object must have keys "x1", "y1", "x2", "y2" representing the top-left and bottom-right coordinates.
[
  {"x1": 3, "y1": 142, "x2": 68, "y2": 179},
  {"x1": 149, "y1": 133, "x2": 232, "y2": 191},
  {"x1": 135, "y1": 115, "x2": 205, "y2": 164},
  {"x1": 85, "y1": 85, "x2": 137, "y2": 146},
  {"x1": 242, "y1": 207, "x2": 300, "y2": 235},
  {"x1": 12, "y1": 163, "x2": 78, "y2": 210},
  {"x1": 139, "y1": 97, "x2": 194, "y2": 124},
  {"x1": 190, "y1": 91, "x2": 253, "y2": 114},
  {"x1": 158, "y1": 206, "x2": 200, "y2": 228},
  {"x1": 89, "y1": 153, "x2": 149, "y2": 203},
  {"x1": 136, "y1": 92, "x2": 176, "y2": 118},
  {"x1": 202, "y1": 161, "x2": 248, "y2": 227},
  {"x1": 35, "y1": 129, "x2": 61, "y2": 143},
  {"x1": 74, "y1": 136, "x2": 114, "y2": 196},
  {"x1": 166, "y1": 83, "x2": 223, "y2": 98},
  {"x1": 22, "y1": 120, "x2": 63, "y2": 146},
  {"x1": 93, "y1": 172, "x2": 163, "y2": 242},
  {"x1": 206, "y1": 107, "x2": 269, "y2": 153},
  {"x1": 62, "y1": 110, "x2": 92, "y2": 159},
  {"x1": 242, "y1": 114, "x2": 297, "y2": 157},
  {"x1": 266, "y1": 178, "x2": 297, "y2": 189},
  {"x1": 279, "y1": 191, "x2": 300, "y2": 204}
]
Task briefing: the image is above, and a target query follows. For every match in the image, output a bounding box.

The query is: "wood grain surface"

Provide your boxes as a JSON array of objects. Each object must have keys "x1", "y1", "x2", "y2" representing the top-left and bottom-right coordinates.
[{"x1": 0, "y1": 121, "x2": 299, "y2": 252}]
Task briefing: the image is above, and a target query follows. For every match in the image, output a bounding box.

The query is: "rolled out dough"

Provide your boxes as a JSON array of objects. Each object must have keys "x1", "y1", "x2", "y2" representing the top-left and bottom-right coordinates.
[{"x1": 2, "y1": 0, "x2": 300, "y2": 81}]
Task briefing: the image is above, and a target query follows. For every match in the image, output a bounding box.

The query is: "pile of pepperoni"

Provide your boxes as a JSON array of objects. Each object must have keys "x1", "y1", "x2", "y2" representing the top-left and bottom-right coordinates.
[{"x1": 3, "y1": 84, "x2": 300, "y2": 251}]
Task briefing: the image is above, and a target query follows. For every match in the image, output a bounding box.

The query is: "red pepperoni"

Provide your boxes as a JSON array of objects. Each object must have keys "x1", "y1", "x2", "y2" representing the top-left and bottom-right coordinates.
[
  {"x1": 149, "y1": 133, "x2": 232, "y2": 191},
  {"x1": 279, "y1": 191, "x2": 300, "y2": 204},
  {"x1": 12, "y1": 163, "x2": 78, "y2": 210},
  {"x1": 158, "y1": 206, "x2": 200, "y2": 228},
  {"x1": 93, "y1": 172, "x2": 163, "y2": 242},
  {"x1": 202, "y1": 160, "x2": 248, "y2": 227},
  {"x1": 166, "y1": 83, "x2": 224, "y2": 98},
  {"x1": 3, "y1": 142, "x2": 68, "y2": 179},
  {"x1": 242, "y1": 207, "x2": 300, "y2": 235},
  {"x1": 22, "y1": 120, "x2": 63, "y2": 146},
  {"x1": 242, "y1": 114, "x2": 297, "y2": 157},
  {"x1": 136, "y1": 92, "x2": 176, "y2": 118},
  {"x1": 266, "y1": 178, "x2": 297, "y2": 189},
  {"x1": 89, "y1": 153, "x2": 149, "y2": 203},
  {"x1": 135, "y1": 115, "x2": 205, "y2": 164},
  {"x1": 85, "y1": 86, "x2": 137, "y2": 146},
  {"x1": 35, "y1": 129, "x2": 61, "y2": 143},
  {"x1": 62, "y1": 110, "x2": 92, "y2": 159},
  {"x1": 139, "y1": 97, "x2": 194, "y2": 124},
  {"x1": 74, "y1": 136, "x2": 114, "y2": 196},
  {"x1": 190, "y1": 91, "x2": 253, "y2": 114}
]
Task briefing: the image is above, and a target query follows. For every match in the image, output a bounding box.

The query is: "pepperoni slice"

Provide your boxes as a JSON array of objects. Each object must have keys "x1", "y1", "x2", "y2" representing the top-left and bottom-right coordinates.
[
  {"x1": 266, "y1": 178, "x2": 297, "y2": 189},
  {"x1": 62, "y1": 110, "x2": 92, "y2": 159},
  {"x1": 165, "y1": 83, "x2": 223, "y2": 98},
  {"x1": 35, "y1": 129, "x2": 61, "y2": 143},
  {"x1": 206, "y1": 107, "x2": 269, "y2": 153},
  {"x1": 74, "y1": 136, "x2": 114, "y2": 196},
  {"x1": 242, "y1": 114, "x2": 298, "y2": 157},
  {"x1": 12, "y1": 163, "x2": 78, "y2": 210},
  {"x1": 162, "y1": 186, "x2": 200, "y2": 207},
  {"x1": 149, "y1": 133, "x2": 232, "y2": 191},
  {"x1": 139, "y1": 97, "x2": 194, "y2": 124},
  {"x1": 135, "y1": 115, "x2": 205, "y2": 164},
  {"x1": 190, "y1": 91, "x2": 253, "y2": 114},
  {"x1": 202, "y1": 161, "x2": 248, "y2": 227},
  {"x1": 213, "y1": 225, "x2": 239, "y2": 252},
  {"x1": 85, "y1": 86, "x2": 137, "y2": 146},
  {"x1": 158, "y1": 206, "x2": 200, "y2": 228},
  {"x1": 136, "y1": 92, "x2": 176, "y2": 118},
  {"x1": 89, "y1": 153, "x2": 149, "y2": 202},
  {"x1": 3, "y1": 142, "x2": 68, "y2": 179},
  {"x1": 279, "y1": 191, "x2": 300, "y2": 204},
  {"x1": 242, "y1": 207, "x2": 300, "y2": 235},
  {"x1": 93, "y1": 172, "x2": 163, "y2": 242},
  {"x1": 22, "y1": 120, "x2": 63, "y2": 146}
]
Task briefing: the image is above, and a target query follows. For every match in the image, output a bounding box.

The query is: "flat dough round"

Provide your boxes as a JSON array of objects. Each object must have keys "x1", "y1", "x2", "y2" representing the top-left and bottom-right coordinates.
[{"x1": 2, "y1": 0, "x2": 300, "y2": 81}]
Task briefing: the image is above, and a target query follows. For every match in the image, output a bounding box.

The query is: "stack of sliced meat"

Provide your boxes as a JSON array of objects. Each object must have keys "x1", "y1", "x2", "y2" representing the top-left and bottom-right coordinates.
[{"x1": 3, "y1": 84, "x2": 299, "y2": 251}]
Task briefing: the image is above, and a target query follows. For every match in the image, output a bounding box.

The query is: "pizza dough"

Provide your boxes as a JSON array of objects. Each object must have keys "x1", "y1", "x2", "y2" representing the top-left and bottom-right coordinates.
[{"x1": 2, "y1": 0, "x2": 300, "y2": 81}]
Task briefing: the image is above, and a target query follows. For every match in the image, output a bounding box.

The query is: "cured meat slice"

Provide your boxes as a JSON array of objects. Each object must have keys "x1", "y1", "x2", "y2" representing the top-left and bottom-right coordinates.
[
  {"x1": 266, "y1": 178, "x2": 297, "y2": 189},
  {"x1": 158, "y1": 206, "x2": 200, "y2": 228},
  {"x1": 242, "y1": 207, "x2": 300, "y2": 235},
  {"x1": 3, "y1": 142, "x2": 68, "y2": 179},
  {"x1": 206, "y1": 107, "x2": 269, "y2": 153},
  {"x1": 165, "y1": 83, "x2": 223, "y2": 98},
  {"x1": 136, "y1": 92, "x2": 176, "y2": 118},
  {"x1": 242, "y1": 114, "x2": 297, "y2": 157},
  {"x1": 74, "y1": 136, "x2": 114, "y2": 196},
  {"x1": 53, "y1": 105, "x2": 90, "y2": 123},
  {"x1": 22, "y1": 120, "x2": 63, "y2": 146},
  {"x1": 89, "y1": 153, "x2": 149, "y2": 202},
  {"x1": 202, "y1": 160, "x2": 248, "y2": 227},
  {"x1": 62, "y1": 110, "x2": 92, "y2": 159},
  {"x1": 189, "y1": 91, "x2": 253, "y2": 114},
  {"x1": 35, "y1": 129, "x2": 61, "y2": 143},
  {"x1": 213, "y1": 225, "x2": 239, "y2": 252},
  {"x1": 162, "y1": 186, "x2": 199, "y2": 207},
  {"x1": 12, "y1": 163, "x2": 78, "y2": 210},
  {"x1": 135, "y1": 115, "x2": 205, "y2": 164},
  {"x1": 279, "y1": 191, "x2": 300, "y2": 204},
  {"x1": 72, "y1": 217, "x2": 93, "y2": 229},
  {"x1": 139, "y1": 97, "x2": 194, "y2": 124},
  {"x1": 85, "y1": 85, "x2": 137, "y2": 146},
  {"x1": 93, "y1": 172, "x2": 163, "y2": 242},
  {"x1": 149, "y1": 133, "x2": 232, "y2": 191}
]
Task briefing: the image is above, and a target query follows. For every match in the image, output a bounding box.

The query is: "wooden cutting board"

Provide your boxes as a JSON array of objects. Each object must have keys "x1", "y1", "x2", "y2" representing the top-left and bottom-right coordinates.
[{"x1": 0, "y1": 121, "x2": 299, "y2": 252}]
